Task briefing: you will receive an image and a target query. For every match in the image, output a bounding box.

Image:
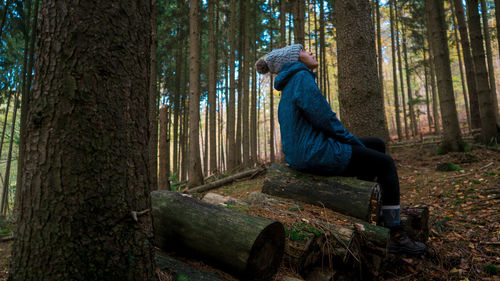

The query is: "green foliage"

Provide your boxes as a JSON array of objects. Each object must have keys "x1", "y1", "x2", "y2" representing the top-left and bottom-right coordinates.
[
  {"x1": 288, "y1": 205, "x2": 302, "y2": 212},
  {"x1": 285, "y1": 222, "x2": 322, "y2": 241},
  {"x1": 484, "y1": 265, "x2": 498, "y2": 276},
  {"x1": 0, "y1": 216, "x2": 13, "y2": 237},
  {"x1": 223, "y1": 204, "x2": 250, "y2": 214}
]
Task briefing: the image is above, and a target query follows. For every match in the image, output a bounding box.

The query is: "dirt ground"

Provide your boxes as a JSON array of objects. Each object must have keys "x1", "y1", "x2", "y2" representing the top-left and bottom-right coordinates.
[{"x1": 0, "y1": 144, "x2": 498, "y2": 280}]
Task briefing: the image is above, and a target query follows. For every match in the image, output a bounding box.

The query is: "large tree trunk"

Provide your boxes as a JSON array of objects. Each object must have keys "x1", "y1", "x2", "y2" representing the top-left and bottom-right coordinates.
[
  {"x1": 452, "y1": 0, "x2": 481, "y2": 129},
  {"x1": 227, "y1": 0, "x2": 237, "y2": 170},
  {"x1": 480, "y1": 0, "x2": 499, "y2": 124},
  {"x1": 159, "y1": 106, "x2": 170, "y2": 190},
  {"x1": 151, "y1": 190, "x2": 285, "y2": 280},
  {"x1": 9, "y1": 1, "x2": 154, "y2": 279},
  {"x1": 292, "y1": 0, "x2": 305, "y2": 45},
  {"x1": 426, "y1": 0, "x2": 465, "y2": 153},
  {"x1": 208, "y1": 0, "x2": 217, "y2": 174},
  {"x1": 188, "y1": 0, "x2": 204, "y2": 187},
  {"x1": 467, "y1": 0, "x2": 498, "y2": 143},
  {"x1": 262, "y1": 164, "x2": 381, "y2": 222},
  {"x1": 336, "y1": 0, "x2": 389, "y2": 142},
  {"x1": 496, "y1": 0, "x2": 500, "y2": 60},
  {"x1": 390, "y1": 0, "x2": 402, "y2": 140}
]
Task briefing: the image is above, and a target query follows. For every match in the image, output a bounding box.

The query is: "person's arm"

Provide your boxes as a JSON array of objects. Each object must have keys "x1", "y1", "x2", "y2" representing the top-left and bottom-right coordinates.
[{"x1": 293, "y1": 72, "x2": 365, "y2": 147}]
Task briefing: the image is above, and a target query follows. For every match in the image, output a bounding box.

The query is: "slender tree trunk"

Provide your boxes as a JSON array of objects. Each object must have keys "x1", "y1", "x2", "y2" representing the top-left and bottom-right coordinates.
[
  {"x1": 426, "y1": 0, "x2": 464, "y2": 152},
  {"x1": 227, "y1": 0, "x2": 237, "y2": 170},
  {"x1": 149, "y1": 0, "x2": 158, "y2": 190},
  {"x1": 292, "y1": 0, "x2": 305, "y2": 45},
  {"x1": 0, "y1": 92, "x2": 12, "y2": 158},
  {"x1": 319, "y1": 0, "x2": 325, "y2": 95},
  {"x1": 452, "y1": 0, "x2": 481, "y2": 129},
  {"x1": 376, "y1": 0, "x2": 384, "y2": 103},
  {"x1": 204, "y1": 104, "x2": 208, "y2": 176},
  {"x1": 242, "y1": 0, "x2": 250, "y2": 167},
  {"x1": 236, "y1": 0, "x2": 244, "y2": 168},
  {"x1": 280, "y1": 0, "x2": 286, "y2": 47},
  {"x1": 251, "y1": 0, "x2": 258, "y2": 165},
  {"x1": 467, "y1": 0, "x2": 498, "y2": 143},
  {"x1": 9, "y1": 0, "x2": 154, "y2": 279},
  {"x1": 314, "y1": 0, "x2": 318, "y2": 59},
  {"x1": 423, "y1": 46, "x2": 433, "y2": 132},
  {"x1": 173, "y1": 44, "x2": 181, "y2": 177},
  {"x1": 336, "y1": 0, "x2": 389, "y2": 142},
  {"x1": 451, "y1": 4, "x2": 471, "y2": 130},
  {"x1": 208, "y1": 0, "x2": 217, "y2": 174},
  {"x1": 480, "y1": 0, "x2": 499, "y2": 123},
  {"x1": 428, "y1": 39, "x2": 441, "y2": 134},
  {"x1": 390, "y1": 0, "x2": 402, "y2": 140},
  {"x1": 269, "y1": 36, "x2": 275, "y2": 163},
  {"x1": 496, "y1": 0, "x2": 500, "y2": 60},
  {"x1": 1, "y1": 91, "x2": 19, "y2": 215},
  {"x1": 188, "y1": 0, "x2": 203, "y2": 187},
  {"x1": 159, "y1": 106, "x2": 170, "y2": 190},
  {"x1": 395, "y1": 8, "x2": 409, "y2": 139},
  {"x1": 401, "y1": 14, "x2": 418, "y2": 137},
  {"x1": 0, "y1": 0, "x2": 11, "y2": 42}
]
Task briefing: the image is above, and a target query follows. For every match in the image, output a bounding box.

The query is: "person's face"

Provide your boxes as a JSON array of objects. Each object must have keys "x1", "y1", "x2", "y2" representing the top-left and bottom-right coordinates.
[{"x1": 299, "y1": 49, "x2": 318, "y2": 71}]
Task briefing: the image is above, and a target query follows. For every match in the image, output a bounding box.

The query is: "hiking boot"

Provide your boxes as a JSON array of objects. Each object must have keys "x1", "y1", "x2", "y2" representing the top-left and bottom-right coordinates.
[{"x1": 388, "y1": 228, "x2": 427, "y2": 255}]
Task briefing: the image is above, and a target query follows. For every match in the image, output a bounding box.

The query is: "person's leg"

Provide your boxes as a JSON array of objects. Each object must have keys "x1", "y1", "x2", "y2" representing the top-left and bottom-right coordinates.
[
  {"x1": 341, "y1": 145, "x2": 426, "y2": 254},
  {"x1": 358, "y1": 137, "x2": 386, "y2": 154}
]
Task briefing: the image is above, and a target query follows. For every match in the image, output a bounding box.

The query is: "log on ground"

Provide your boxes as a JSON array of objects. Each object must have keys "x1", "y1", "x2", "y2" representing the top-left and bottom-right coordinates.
[
  {"x1": 262, "y1": 164, "x2": 380, "y2": 222},
  {"x1": 152, "y1": 190, "x2": 285, "y2": 280},
  {"x1": 155, "y1": 251, "x2": 231, "y2": 281}
]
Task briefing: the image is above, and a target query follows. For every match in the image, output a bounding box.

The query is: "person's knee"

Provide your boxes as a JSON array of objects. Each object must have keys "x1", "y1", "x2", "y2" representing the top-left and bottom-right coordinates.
[{"x1": 368, "y1": 137, "x2": 386, "y2": 153}]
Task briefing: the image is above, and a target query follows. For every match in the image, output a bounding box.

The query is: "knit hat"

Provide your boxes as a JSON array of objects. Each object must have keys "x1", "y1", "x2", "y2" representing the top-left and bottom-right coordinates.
[{"x1": 255, "y1": 44, "x2": 303, "y2": 74}]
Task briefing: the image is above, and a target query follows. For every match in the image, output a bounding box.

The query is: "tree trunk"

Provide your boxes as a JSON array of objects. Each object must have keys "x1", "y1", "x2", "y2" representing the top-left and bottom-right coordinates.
[
  {"x1": 269, "y1": 26, "x2": 275, "y2": 163},
  {"x1": 280, "y1": 0, "x2": 287, "y2": 47},
  {"x1": 227, "y1": 0, "x2": 237, "y2": 170},
  {"x1": 451, "y1": 4, "x2": 471, "y2": 130},
  {"x1": 292, "y1": 0, "x2": 305, "y2": 45},
  {"x1": 155, "y1": 251, "x2": 230, "y2": 281},
  {"x1": 480, "y1": 0, "x2": 499, "y2": 124},
  {"x1": 9, "y1": 1, "x2": 154, "y2": 279},
  {"x1": 149, "y1": 0, "x2": 158, "y2": 191},
  {"x1": 262, "y1": 164, "x2": 381, "y2": 222},
  {"x1": 0, "y1": 91, "x2": 12, "y2": 161},
  {"x1": 452, "y1": 0, "x2": 481, "y2": 129},
  {"x1": 151, "y1": 190, "x2": 285, "y2": 280},
  {"x1": 319, "y1": 0, "x2": 325, "y2": 95},
  {"x1": 185, "y1": 167, "x2": 265, "y2": 194},
  {"x1": 173, "y1": 41, "x2": 181, "y2": 177},
  {"x1": 251, "y1": 0, "x2": 258, "y2": 165},
  {"x1": 390, "y1": 0, "x2": 402, "y2": 140},
  {"x1": 467, "y1": 0, "x2": 498, "y2": 143},
  {"x1": 336, "y1": 0, "x2": 389, "y2": 142},
  {"x1": 0, "y1": 0, "x2": 11, "y2": 43},
  {"x1": 242, "y1": 0, "x2": 250, "y2": 167},
  {"x1": 496, "y1": 0, "x2": 500, "y2": 60},
  {"x1": 396, "y1": 9, "x2": 409, "y2": 139},
  {"x1": 1, "y1": 91, "x2": 19, "y2": 215},
  {"x1": 159, "y1": 106, "x2": 170, "y2": 190},
  {"x1": 188, "y1": 0, "x2": 204, "y2": 187},
  {"x1": 426, "y1": 0, "x2": 464, "y2": 152},
  {"x1": 376, "y1": 0, "x2": 384, "y2": 108},
  {"x1": 402, "y1": 17, "x2": 418, "y2": 137},
  {"x1": 208, "y1": 0, "x2": 217, "y2": 174},
  {"x1": 428, "y1": 44, "x2": 441, "y2": 134}
]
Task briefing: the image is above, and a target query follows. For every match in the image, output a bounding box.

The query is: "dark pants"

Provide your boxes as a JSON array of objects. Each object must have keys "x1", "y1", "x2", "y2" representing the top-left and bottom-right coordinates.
[{"x1": 341, "y1": 137, "x2": 400, "y2": 205}]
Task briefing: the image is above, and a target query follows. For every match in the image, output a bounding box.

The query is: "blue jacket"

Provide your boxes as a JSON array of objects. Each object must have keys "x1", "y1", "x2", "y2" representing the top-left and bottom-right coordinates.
[{"x1": 275, "y1": 61, "x2": 365, "y2": 174}]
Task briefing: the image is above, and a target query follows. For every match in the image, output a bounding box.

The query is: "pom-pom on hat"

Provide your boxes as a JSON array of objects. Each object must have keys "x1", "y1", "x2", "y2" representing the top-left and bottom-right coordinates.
[{"x1": 255, "y1": 44, "x2": 303, "y2": 74}]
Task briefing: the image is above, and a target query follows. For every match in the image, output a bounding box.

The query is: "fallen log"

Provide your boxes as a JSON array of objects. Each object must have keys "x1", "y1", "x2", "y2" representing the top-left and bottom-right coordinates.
[
  {"x1": 151, "y1": 191, "x2": 285, "y2": 280},
  {"x1": 262, "y1": 164, "x2": 381, "y2": 222},
  {"x1": 185, "y1": 167, "x2": 265, "y2": 194},
  {"x1": 155, "y1": 251, "x2": 231, "y2": 281}
]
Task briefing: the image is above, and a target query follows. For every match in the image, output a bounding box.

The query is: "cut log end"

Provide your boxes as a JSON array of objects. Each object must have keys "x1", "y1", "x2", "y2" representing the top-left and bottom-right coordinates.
[{"x1": 246, "y1": 221, "x2": 285, "y2": 280}]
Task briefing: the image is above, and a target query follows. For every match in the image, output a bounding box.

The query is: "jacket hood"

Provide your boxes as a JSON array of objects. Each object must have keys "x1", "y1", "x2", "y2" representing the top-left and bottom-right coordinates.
[{"x1": 274, "y1": 61, "x2": 316, "y2": 91}]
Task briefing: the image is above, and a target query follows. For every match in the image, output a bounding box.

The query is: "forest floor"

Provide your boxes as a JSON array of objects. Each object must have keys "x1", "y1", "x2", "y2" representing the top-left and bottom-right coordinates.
[{"x1": 0, "y1": 144, "x2": 498, "y2": 280}]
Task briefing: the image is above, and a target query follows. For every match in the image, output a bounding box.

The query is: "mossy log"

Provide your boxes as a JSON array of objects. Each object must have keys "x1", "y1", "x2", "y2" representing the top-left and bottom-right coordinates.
[
  {"x1": 262, "y1": 164, "x2": 381, "y2": 222},
  {"x1": 151, "y1": 191, "x2": 285, "y2": 280},
  {"x1": 155, "y1": 251, "x2": 230, "y2": 281}
]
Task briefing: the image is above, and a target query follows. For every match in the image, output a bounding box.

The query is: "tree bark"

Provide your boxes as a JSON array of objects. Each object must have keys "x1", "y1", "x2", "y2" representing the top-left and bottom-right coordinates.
[
  {"x1": 428, "y1": 43, "x2": 441, "y2": 134},
  {"x1": 188, "y1": 0, "x2": 203, "y2": 187},
  {"x1": 292, "y1": 0, "x2": 305, "y2": 45},
  {"x1": 262, "y1": 164, "x2": 381, "y2": 222},
  {"x1": 280, "y1": 0, "x2": 287, "y2": 47},
  {"x1": 496, "y1": 0, "x2": 500, "y2": 61},
  {"x1": 423, "y1": 45, "x2": 433, "y2": 132},
  {"x1": 390, "y1": 0, "x2": 402, "y2": 140},
  {"x1": 467, "y1": 0, "x2": 498, "y2": 143},
  {"x1": 396, "y1": 9, "x2": 409, "y2": 139},
  {"x1": 149, "y1": 0, "x2": 158, "y2": 191},
  {"x1": 336, "y1": 0, "x2": 389, "y2": 142},
  {"x1": 426, "y1": 0, "x2": 464, "y2": 152},
  {"x1": 227, "y1": 0, "x2": 237, "y2": 170},
  {"x1": 452, "y1": 0, "x2": 481, "y2": 129},
  {"x1": 480, "y1": 0, "x2": 499, "y2": 124},
  {"x1": 159, "y1": 106, "x2": 170, "y2": 190},
  {"x1": 208, "y1": 0, "x2": 217, "y2": 174},
  {"x1": 151, "y1": 190, "x2": 285, "y2": 280},
  {"x1": 251, "y1": 0, "x2": 258, "y2": 165},
  {"x1": 9, "y1": 1, "x2": 154, "y2": 279},
  {"x1": 401, "y1": 16, "x2": 418, "y2": 137},
  {"x1": 242, "y1": 0, "x2": 250, "y2": 167},
  {"x1": 451, "y1": 4, "x2": 471, "y2": 130},
  {"x1": 376, "y1": 0, "x2": 384, "y2": 108}
]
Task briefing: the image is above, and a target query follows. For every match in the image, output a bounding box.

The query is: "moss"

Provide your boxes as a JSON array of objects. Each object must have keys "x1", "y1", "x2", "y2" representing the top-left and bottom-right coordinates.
[
  {"x1": 286, "y1": 222, "x2": 322, "y2": 241},
  {"x1": 484, "y1": 265, "x2": 498, "y2": 276}
]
